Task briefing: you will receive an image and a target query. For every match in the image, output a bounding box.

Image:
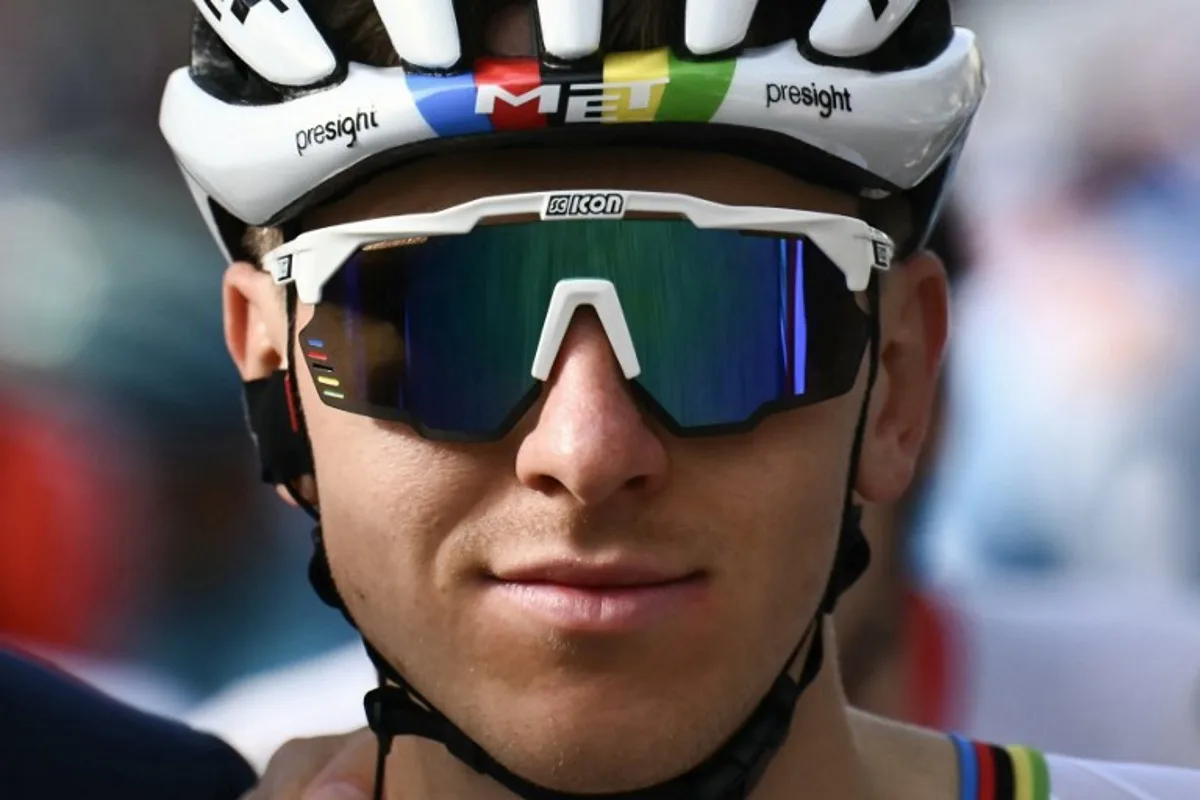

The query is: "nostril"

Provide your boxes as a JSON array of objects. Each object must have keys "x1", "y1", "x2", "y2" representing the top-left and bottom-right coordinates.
[
  {"x1": 520, "y1": 470, "x2": 660, "y2": 503},
  {"x1": 526, "y1": 473, "x2": 565, "y2": 497}
]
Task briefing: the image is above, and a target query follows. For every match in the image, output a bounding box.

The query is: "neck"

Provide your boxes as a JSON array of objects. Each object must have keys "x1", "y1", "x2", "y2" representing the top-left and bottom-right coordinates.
[
  {"x1": 383, "y1": 619, "x2": 882, "y2": 800},
  {"x1": 746, "y1": 619, "x2": 876, "y2": 800},
  {"x1": 838, "y1": 503, "x2": 909, "y2": 717}
]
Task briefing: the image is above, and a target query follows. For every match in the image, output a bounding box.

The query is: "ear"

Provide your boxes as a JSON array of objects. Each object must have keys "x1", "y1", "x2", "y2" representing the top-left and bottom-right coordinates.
[
  {"x1": 223, "y1": 261, "x2": 289, "y2": 380},
  {"x1": 855, "y1": 251, "x2": 949, "y2": 503},
  {"x1": 223, "y1": 262, "x2": 318, "y2": 509}
]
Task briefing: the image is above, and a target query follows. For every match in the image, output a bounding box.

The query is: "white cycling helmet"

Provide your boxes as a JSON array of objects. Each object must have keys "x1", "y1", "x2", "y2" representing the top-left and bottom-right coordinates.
[{"x1": 161, "y1": 0, "x2": 984, "y2": 262}]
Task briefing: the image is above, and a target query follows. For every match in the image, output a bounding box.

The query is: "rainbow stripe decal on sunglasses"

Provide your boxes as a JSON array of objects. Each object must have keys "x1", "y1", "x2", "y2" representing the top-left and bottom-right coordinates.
[
  {"x1": 405, "y1": 48, "x2": 738, "y2": 137},
  {"x1": 306, "y1": 338, "x2": 345, "y2": 401}
]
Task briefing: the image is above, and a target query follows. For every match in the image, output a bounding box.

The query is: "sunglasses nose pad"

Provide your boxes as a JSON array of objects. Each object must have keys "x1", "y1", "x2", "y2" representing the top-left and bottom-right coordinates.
[{"x1": 530, "y1": 279, "x2": 642, "y2": 381}]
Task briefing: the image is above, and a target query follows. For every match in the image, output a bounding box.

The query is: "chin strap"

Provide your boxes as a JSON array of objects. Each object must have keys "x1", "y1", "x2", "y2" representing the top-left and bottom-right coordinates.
[
  {"x1": 243, "y1": 370, "x2": 313, "y2": 487},
  {"x1": 360, "y1": 621, "x2": 823, "y2": 800},
  {"x1": 242, "y1": 284, "x2": 320, "y2": 517},
  {"x1": 250, "y1": 282, "x2": 880, "y2": 800}
]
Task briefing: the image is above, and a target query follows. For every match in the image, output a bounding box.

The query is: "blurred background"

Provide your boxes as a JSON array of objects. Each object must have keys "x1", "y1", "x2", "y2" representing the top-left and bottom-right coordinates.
[
  {"x1": 1, "y1": 0, "x2": 1198, "y2": 771},
  {"x1": 0, "y1": 1, "x2": 355, "y2": 714}
]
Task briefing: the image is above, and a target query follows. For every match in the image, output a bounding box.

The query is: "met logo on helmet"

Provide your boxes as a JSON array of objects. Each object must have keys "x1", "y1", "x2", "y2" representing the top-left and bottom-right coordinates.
[
  {"x1": 475, "y1": 79, "x2": 669, "y2": 124},
  {"x1": 406, "y1": 51, "x2": 736, "y2": 138}
]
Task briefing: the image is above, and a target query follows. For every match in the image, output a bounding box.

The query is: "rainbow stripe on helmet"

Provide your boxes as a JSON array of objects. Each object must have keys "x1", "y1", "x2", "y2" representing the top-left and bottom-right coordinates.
[{"x1": 405, "y1": 48, "x2": 738, "y2": 137}]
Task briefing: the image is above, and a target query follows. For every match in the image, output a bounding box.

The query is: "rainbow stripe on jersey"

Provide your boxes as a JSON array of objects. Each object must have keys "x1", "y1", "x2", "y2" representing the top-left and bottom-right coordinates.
[
  {"x1": 951, "y1": 734, "x2": 1051, "y2": 800},
  {"x1": 404, "y1": 48, "x2": 738, "y2": 137}
]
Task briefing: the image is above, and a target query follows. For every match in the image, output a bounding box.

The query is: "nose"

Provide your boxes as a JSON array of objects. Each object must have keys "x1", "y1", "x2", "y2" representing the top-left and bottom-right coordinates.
[{"x1": 516, "y1": 309, "x2": 669, "y2": 505}]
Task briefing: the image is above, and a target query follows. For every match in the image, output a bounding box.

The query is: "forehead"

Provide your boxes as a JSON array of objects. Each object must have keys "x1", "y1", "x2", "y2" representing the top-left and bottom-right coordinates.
[{"x1": 302, "y1": 147, "x2": 861, "y2": 229}]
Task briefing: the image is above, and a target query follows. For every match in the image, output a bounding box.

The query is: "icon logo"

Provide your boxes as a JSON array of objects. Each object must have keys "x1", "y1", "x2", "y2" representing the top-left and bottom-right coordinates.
[{"x1": 543, "y1": 193, "x2": 627, "y2": 219}]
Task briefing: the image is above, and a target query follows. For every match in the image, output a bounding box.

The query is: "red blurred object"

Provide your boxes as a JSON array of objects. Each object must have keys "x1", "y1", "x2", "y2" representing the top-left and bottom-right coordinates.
[
  {"x1": 906, "y1": 588, "x2": 966, "y2": 730},
  {"x1": 0, "y1": 383, "x2": 145, "y2": 652}
]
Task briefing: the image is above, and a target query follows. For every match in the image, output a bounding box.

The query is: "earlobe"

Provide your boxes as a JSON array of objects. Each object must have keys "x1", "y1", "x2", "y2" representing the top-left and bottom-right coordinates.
[
  {"x1": 855, "y1": 251, "x2": 949, "y2": 503},
  {"x1": 276, "y1": 476, "x2": 320, "y2": 510},
  {"x1": 224, "y1": 261, "x2": 289, "y2": 381}
]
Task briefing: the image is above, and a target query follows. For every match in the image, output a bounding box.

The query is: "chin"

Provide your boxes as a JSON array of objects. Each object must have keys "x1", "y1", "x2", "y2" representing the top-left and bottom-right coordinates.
[
  {"x1": 464, "y1": 679, "x2": 736, "y2": 794},
  {"x1": 486, "y1": 714, "x2": 714, "y2": 793}
]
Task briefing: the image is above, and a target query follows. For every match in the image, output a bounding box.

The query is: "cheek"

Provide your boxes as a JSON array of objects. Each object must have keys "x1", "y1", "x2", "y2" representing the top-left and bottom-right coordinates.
[
  {"x1": 681, "y1": 399, "x2": 858, "y2": 662},
  {"x1": 298, "y1": 367, "x2": 500, "y2": 646},
  {"x1": 743, "y1": 455, "x2": 846, "y2": 607}
]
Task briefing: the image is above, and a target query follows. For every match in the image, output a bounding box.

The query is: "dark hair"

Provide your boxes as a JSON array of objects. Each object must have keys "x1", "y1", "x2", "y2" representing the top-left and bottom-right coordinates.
[
  {"x1": 306, "y1": 0, "x2": 810, "y2": 67},
  {"x1": 304, "y1": 0, "x2": 949, "y2": 67},
  {"x1": 924, "y1": 200, "x2": 971, "y2": 287}
]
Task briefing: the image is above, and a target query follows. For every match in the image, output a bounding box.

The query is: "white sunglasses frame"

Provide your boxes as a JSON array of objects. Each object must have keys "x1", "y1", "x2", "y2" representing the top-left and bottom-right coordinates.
[{"x1": 265, "y1": 189, "x2": 894, "y2": 307}]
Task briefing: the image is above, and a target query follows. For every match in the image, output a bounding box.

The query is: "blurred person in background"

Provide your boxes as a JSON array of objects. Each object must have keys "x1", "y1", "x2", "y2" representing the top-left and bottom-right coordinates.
[
  {"x1": 853, "y1": 100, "x2": 1200, "y2": 764},
  {"x1": 922, "y1": 162, "x2": 1200, "y2": 591},
  {"x1": 0, "y1": 1, "x2": 192, "y2": 149},
  {"x1": 0, "y1": 374, "x2": 185, "y2": 716},
  {"x1": 0, "y1": 0, "x2": 357, "y2": 707},
  {"x1": 893, "y1": 0, "x2": 1200, "y2": 766},
  {"x1": 0, "y1": 6, "x2": 349, "y2": 793},
  {"x1": 0, "y1": 145, "x2": 204, "y2": 716},
  {"x1": 924, "y1": 0, "x2": 1200, "y2": 592},
  {"x1": 0, "y1": 646, "x2": 255, "y2": 799},
  {"x1": 0, "y1": 141, "x2": 353, "y2": 707}
]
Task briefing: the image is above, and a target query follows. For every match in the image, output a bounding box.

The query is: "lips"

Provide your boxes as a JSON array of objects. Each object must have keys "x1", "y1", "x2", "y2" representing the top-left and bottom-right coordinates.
[
  {"x1": 492, "y1": 561, "x2": 700, "y2": 588},
  {"x1": 484, "y1": 559, "x2": 709, "y2": 633}
]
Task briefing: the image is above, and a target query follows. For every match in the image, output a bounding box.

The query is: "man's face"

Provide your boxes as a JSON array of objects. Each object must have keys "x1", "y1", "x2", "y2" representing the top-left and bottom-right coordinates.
[{"x1": 226, "y1": 147, "x2": 946, "y2": 792}]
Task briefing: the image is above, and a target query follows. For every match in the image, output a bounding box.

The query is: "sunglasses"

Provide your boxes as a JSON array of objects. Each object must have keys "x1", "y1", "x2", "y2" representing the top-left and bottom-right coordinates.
[{"x1": 266, "y1": 190, "x2": 892, "y2": 440}]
